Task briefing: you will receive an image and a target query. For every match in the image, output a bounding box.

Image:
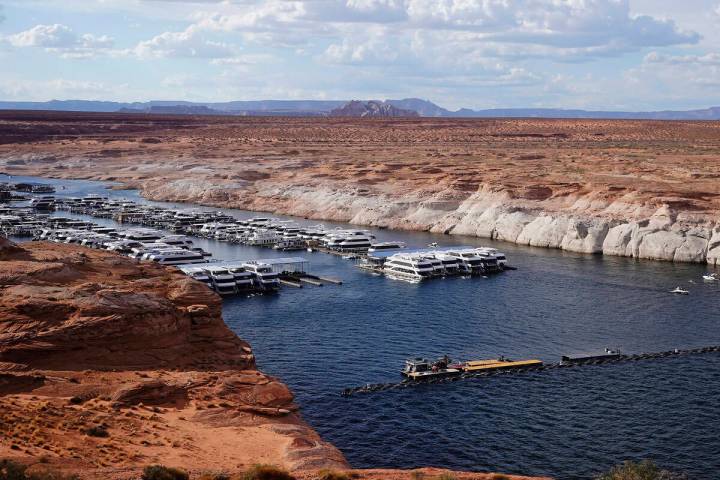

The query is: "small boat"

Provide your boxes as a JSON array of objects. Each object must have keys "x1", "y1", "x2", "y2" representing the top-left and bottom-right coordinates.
[
  {"x1": 428, "y1": 242, "x2": 438, "y2": 248},
  {"x1": 402, "y1": 356, "x2": 460, "y2": 380},
  {"x1": 702, "y1": 273, "x2": 718, "y2": 281},
  {"x1": 670, "y1": 287, "x2": 689, "y2": 295},
  {"x1": 343, "y1": 254, "x2": 359, "y2": 260}
]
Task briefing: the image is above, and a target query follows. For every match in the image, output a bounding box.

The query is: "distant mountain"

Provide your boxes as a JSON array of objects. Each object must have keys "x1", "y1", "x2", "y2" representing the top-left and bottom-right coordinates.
[
  {"x1": 386, "y1": 98, "x2": 451, "y2": 117},
  {"x1": 0, "y1": 99, "x2": 347, "y2": 114},
  {"x1": 329, "y1": 100, "x2": 419, "y2": 118},
  {"x1": 450, "y1": 106, "x2": 720, "y2": 120},
  {"x1": 119, "y1": 105, "x2": 226, "y2": 115},
  {"x1": 1, "y1": 98, "x2": 719, "y2": 120}
]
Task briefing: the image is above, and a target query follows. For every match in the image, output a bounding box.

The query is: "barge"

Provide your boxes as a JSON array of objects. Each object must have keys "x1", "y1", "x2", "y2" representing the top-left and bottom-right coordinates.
[
  {"x1": 402, "y1": 356, "x2": 543, "y2": 381},
  {"x1": 560, "y1": 348, "x2": 622, "y2": 364}
]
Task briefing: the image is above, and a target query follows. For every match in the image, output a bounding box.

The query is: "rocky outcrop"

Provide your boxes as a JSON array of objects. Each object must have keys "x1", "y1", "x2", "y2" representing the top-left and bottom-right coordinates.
[
  {"x1": 0, "y1": 242, "x2": 252, "y2": 371},
  {"x1": 0, "y1": 239, "x2": 348, "y2": 475},
  {"x1": 329, "y1": 100, "x2": 419, "y2": 117}
]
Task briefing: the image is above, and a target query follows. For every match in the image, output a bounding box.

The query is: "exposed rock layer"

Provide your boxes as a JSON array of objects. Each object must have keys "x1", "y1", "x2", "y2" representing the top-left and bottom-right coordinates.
[
  {"x1": 1, "y1": 112, "x2": 718, "y2": 264},
  {"x1": 0, "y1": 239, "x2": 347, "y2": 475},
  {"x1": 329, "y1": 100, "x2": 419, "y2": 117}
]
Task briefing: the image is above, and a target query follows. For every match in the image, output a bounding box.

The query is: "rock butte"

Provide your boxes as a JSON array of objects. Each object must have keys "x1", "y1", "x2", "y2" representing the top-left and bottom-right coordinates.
[
  {"x1": 0, "y1": 237, "x2": 547, "y2": 480},
  {"x1": 1, "y1": 111, "x2": 718, "y2": 266}
]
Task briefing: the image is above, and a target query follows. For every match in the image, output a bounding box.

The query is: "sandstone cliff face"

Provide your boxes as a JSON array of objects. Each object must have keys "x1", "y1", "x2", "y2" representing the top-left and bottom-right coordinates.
[
  {"x1": 140, "y1": 179, "x2": 720, "y2": 265},
  {"x1": 0, "y1": 239, "x2": 348, "y2": 476},
  {"x1": 329, "y1": 100, "x2": 419, "y2": 117},
  {"x1": 0, "y1": 243, "x2": 251, "y2": 371}
]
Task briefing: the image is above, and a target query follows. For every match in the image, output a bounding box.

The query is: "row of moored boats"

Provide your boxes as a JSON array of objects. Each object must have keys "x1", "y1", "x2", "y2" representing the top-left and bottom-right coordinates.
[
  {"x1": 0, "y1": 207, "x2": 285, "y2": 294},
  {"x1": 32, "y1": 194, "x2": 405, "y2": 253}
]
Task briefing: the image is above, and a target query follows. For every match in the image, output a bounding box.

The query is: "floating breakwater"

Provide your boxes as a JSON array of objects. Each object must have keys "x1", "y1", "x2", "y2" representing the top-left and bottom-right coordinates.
[{"x1": 341, "y1": 345, "x2": 720, "y2": 397}]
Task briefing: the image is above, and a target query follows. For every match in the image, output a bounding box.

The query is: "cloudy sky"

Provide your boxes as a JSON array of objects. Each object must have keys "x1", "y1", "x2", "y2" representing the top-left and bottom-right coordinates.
[{"x1": 0, "y1": 0, "x2": 719, "y2": 110}]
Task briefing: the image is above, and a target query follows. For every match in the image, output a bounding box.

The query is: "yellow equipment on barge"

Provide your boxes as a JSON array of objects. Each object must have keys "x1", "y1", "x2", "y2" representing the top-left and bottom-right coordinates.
[{"x1": 462, "y1": 358, "x2": 543, "y2": 372}]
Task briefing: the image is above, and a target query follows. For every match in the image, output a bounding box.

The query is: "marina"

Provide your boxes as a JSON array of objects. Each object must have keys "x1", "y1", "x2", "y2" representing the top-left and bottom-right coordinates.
[
  {"x1": 3, "y1": 176, "x2": 720, "y2": 479},
  {"x1": 1, "y1": 180, "x2": 512, "y2": 288},
  {"x1": 0, "y1": 205, "x2": 334, "y2": 295}
]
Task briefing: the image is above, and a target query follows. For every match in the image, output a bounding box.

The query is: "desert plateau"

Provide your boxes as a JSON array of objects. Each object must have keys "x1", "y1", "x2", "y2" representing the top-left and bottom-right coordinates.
[{"x1": 1, "y1": 111, "x2": 719, "y2": 264}]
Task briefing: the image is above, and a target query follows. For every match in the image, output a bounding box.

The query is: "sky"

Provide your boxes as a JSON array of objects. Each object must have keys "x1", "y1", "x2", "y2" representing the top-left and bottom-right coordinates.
[{"x1": 0, "y1": 0, "x2": 719, "y2": 110}]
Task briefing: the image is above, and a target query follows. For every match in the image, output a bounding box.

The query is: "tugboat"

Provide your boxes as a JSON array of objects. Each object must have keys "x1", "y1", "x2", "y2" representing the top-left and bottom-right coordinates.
[{"x1": 402, "y1": 356, "x2": 461, "y2": 380}]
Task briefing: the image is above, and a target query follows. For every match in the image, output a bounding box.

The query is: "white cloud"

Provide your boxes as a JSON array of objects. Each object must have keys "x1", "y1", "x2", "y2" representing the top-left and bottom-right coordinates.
[
  {"x1": 0, "y1": 78, "x2": 126, "y2": 100},
  {"x1": 132, "y1": 25, "x2": 238, "y2": 59},
  {"x1": 5, "y1": 24, "x2": 114, "y2": 59},
  {"x1": 323, "y1": 29, "x2": 400, "y2": 65},
  {"x1": 8, "y1": 24, "x2": 77, "y2": 47},
  {"x1": 645, "y1": 51, "x2": 720, "y2": 65},
  {"x1": 190, "y1": 0, "x2": 700, "y2": 62},
  {"x1": 629, "y1": 50, "x2": 720, "y2": 92}
]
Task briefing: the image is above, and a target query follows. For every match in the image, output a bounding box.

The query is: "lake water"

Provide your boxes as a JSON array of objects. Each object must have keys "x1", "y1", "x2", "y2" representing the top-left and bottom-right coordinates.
[{"x1": 6, "y1": 175, "x2": 720, "y2": 479}]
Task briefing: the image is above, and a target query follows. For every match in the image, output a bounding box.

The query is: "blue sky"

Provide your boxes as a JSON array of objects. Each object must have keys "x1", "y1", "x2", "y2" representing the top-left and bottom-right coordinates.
[{"x1": 0, "y1": 0, "x2": 719, "y2": 110}]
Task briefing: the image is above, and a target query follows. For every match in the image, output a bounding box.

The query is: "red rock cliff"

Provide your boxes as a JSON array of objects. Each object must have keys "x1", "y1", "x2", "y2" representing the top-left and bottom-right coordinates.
[{"x1": 0, "y1": 238, "x2": 348, "y2": 477}]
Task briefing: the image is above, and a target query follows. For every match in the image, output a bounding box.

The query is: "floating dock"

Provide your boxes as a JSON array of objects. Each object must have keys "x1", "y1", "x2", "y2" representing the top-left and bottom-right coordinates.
[
  {"x1": 177, "y1": 258, "x2": 340, "y2": 296},
  {"x1": 341, "y1": 345, "x2": 720, "y2": 396}
]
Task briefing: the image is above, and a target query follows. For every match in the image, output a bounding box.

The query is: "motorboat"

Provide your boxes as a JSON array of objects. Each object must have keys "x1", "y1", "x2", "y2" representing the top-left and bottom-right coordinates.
[
  {"x1": 146, "y1": 249, "x2": 208, "y2": 265},
  {"x1": 670, "y1": 287, "x2": 689, "y2": 295},
  {"x1": 402, "y1": 357, "x2": 461, "y2": 380},
  {"x1": 242, "y1": 262, "x2": 280, "y2": 291},
  {"x1": 245, "y1": 228, "x2": 281, "y2": 246},
  {"x1": 202, "y1": 266, "x2": 237, "y2": 295},
  {"x1": 273, "y1": 237, "x2": 307, "y2": 251},
  {"x1": 702, "y1": 273, "x2": 718, "y2": 281},
  {"x1": 368, "y1": 242, "x2": 406, "y2": 252},
  {"x1": 226, "y1": 266, "x2": 255, "y2": 290},
  {"x1": 383, "y1": 254, "x2": 435, "y2": 282},
  {"x1": 321, "y1": 230, "x2": 375, "y2": 251},
  {"x1": 444, "y1": 249, "x2": 487, "y2": 274},
  {"x1": 178, "y1": 266, "x2": 213, "y2": 289}
]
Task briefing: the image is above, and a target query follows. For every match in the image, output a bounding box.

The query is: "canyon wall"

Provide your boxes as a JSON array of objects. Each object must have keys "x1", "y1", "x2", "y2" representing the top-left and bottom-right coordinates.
[{"x1": 141, "y1": 179, "x2": 720, "y2": 265}]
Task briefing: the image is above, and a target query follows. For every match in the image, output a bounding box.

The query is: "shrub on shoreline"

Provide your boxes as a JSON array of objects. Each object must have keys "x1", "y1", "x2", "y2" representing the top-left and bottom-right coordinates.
[
  {"x1": 595, "y1": 460, "x2": 688, "y2": 480},
  {"x1": 241, "y1": 465, "x2": 295, "y2": 480},
  {"x1": 141, "y1": 465, "x2": 189, "y2": 480}
]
